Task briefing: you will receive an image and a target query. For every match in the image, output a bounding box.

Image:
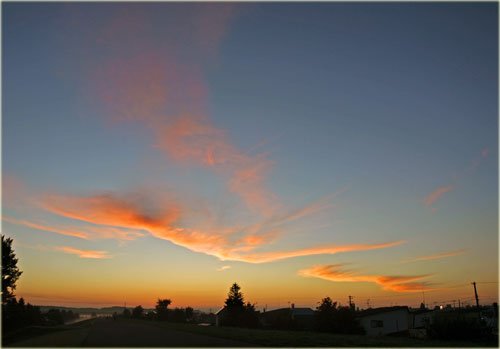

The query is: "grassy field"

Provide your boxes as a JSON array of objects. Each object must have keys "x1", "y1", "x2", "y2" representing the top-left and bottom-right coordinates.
[{"x1": 145, "y1": 320, "x2": 497, "y2": 347}]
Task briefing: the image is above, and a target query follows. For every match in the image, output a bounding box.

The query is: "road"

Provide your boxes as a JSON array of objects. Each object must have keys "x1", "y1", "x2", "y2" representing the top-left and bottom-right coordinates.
[
  {"x1": 8, "y1": 318, "x2": 254, "y2": 347},
  {"x1": 83, "y1": 318, "x2": 253, "y2": 347}
]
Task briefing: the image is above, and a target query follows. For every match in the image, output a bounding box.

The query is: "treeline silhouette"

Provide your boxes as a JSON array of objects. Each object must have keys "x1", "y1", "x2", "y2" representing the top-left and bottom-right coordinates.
[
  {"x1": 4, "y1": 296, "x2": 80, "y2": 330},
  {"x1": 218, "y1": 284, "x2": 362, "y2": 333},
  {"x1": 219, "y1": 283, "x2": 259, "y2": 328},
  {"x1": 115, "y1": 299, "x2": 196, "y2": 323},
  {"x1": 428, "y1": 306, "x2": 498, "y2": 341},
  {"x1": 2, "y1": 236, "x2": 80, "y2": 333},
  {"x1": 314, "y1": 296, "x2": 364, "y2": 334}
]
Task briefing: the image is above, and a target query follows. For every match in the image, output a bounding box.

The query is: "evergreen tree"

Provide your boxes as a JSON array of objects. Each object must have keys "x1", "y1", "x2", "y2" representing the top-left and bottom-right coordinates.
[
  {"x1": 222, "y1": 283, "x2": 259, "y2": 328},
  {"x1": 2, "y1": 235, "x2": 22, "y2": 305},
  {"x1": 224, "y1": 283, "x2": 244, "y2": 308}
]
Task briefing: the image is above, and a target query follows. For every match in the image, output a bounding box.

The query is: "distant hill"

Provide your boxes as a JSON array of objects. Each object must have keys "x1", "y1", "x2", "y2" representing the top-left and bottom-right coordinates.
[{"x1": 36, "y1": 305, "x2": 154, "y2": 314}]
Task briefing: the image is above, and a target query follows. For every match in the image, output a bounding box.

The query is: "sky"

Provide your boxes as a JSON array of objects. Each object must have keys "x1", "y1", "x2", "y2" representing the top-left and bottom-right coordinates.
[{"x1": 2, "y1": 2, "x2": 498, "y2": 311}]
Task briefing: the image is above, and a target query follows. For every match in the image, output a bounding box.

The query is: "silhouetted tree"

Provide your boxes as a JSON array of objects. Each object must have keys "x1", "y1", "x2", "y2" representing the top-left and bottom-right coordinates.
[
  {"x1": 172, "y1": 307, "x2": 186, "y2": 322},
  {"x1": 2, "y1": 236, "x2": 44, "y2": 333},
  {"x1": 225, "y1": 283, "x2": 244, "y2": 308},
  {"x1": 334, "y1": 306, "x2": 364, "y2": 334},
  {"x1": 222, "y1": 283, "x2": 259, "y2": 328},
  {"x1": 25, "y1": 303, "x2": 43, "y2": 325},
  {"x1": 315, "y1": 297, "x2": 337, "y2": 332},
  {"x1": 132, "y1": 305, "x2": 144, "y2": 319},
  {"x1": 185, "y1": 306, "x2": 194, "y2": 322},
  {"x1": 314, "y1": 297, "x2": 363, "y2": 334},
  {"x1": 429, "y1": 316, "x2": 493, "y2": 341},
  {"x1": 2, "y1": 235, "x2": 22, "y2": 305},
  {"x1": 46, "y1": 309, "x2": 64, "y2": 325},
  {"x1": 155, "y1": 299, "x2": 171, "y2": 321},
  {"x1": 242, "y1": 302, "x2": 260, "y2": 328},
  {"x1": 122, "y1": 308, "x2": 131, "y2": 318}
]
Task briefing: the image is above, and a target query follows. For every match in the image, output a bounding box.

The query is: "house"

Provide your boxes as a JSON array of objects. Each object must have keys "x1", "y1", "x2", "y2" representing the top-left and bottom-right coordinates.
[
  {"x1": 260, "y1": 304, "x2": 315, "y2": 330},
  {"x1": 357, "y1": 306, "x2": 410, "y2": 336},
  {"x1": 215, "y1": 307, "x2": 228, "y2": 327},
  {"x1": 411, "y1": 308, "x2": 435, "y2": 329}
]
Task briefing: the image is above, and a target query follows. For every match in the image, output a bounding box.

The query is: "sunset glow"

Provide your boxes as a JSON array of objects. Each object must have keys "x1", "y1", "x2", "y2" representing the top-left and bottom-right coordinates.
[{"x1": 2, "y1": 2, "x2": 497, "y2": 311}]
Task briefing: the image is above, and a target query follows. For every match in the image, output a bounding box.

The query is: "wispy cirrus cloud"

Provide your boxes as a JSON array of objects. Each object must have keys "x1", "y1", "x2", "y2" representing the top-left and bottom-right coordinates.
[
  {"x1": 217, "y1": 265, "x2": 231, "y2": 272},
  {"x1": 424, "y1": 147, "x2": 490, "y2": 211},
  {"x1": 9, "y1": 8, "x2": 407, "y2": 266},
  {"x1": 236, "y1": 241, "x2": 405, "y2": 264},
  {"x1": 3, "y1": 216, "x2": 145, "y2": 241},
  {"x1": 55, "y1": 246, "x2": 111, "y2": 259},
  {"x1": 35, "y1": 191, "x2": 402, "y2": 263},
  {"x1": 299, "y1": 264, "x2": 434, "y2": 292},
  {"x1": 470, "y1": 147, "x2": 489, "y2": 172},
  {"x1": 423, "y1": 185, "x2": 454, "y2": 208},
  {"x1": 3, "y1": 216, "x2": 90, "y2": 240},
  {"x1": 87, "y1": 7, "x2": 279, "y2": 216},
  {"x1": 403, "y1": 249, "x2": 466, "y2": 263}
]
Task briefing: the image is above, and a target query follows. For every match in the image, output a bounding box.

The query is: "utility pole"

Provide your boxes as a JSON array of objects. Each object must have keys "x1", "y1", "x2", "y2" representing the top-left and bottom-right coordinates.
[
  {"x1": 348, "y1": 295, "x2": 353, "y2": 309},
  {"x1": 472, "y1": 282, "x2": 480, "y2": 309},
  {"x1": 422, "y1": 291, "x2": 426, "y2": 308},
  {"x1": 472, "y1": 282, "x2": 481, "y2": 320}
]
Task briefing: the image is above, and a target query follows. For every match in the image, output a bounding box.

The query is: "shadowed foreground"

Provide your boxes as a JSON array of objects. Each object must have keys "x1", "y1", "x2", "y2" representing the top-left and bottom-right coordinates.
[
  {"x1": 5, "y1": 318, "x2": 496, "y2": 347},
  {"x1": 7, "y1": 318, "x2": 253, "y2": 347}
]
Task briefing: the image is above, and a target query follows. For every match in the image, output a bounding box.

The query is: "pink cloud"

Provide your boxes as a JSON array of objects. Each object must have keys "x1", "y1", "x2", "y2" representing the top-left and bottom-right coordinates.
[
  {"x1": 80, "y1": 6, "x2": 280, "y2": 216},
  {"x1": 299, "y1": 264, "x2": 434, "y2": 293},
  {"x1": 404, "y1": 249, "x2": 466, "y2": 263},
  {"x1": 423, "y1": 185, "x2": 454, "y2": 207},
  {"x1": 92, "y1": 48, "x2": 278, "y2": 216},
  {"x1": 55, "y1": 246, "x2": 111, "y2": 259},
  {"x1": 481, "y1": 147, "x2": 489, "y2": 158},
  {"x1": 425, "y1": 147, "x2": 489, "y2": 211}
]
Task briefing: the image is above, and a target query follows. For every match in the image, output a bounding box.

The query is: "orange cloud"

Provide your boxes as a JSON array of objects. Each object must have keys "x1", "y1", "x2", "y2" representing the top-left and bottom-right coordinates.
[
  {"x1": 37, "y1": 191, "x2": 401, "y2": 264},
  {"x1": 40, "y1": 192, "x2": 180, "y2": 232},
  {"x1": 235, "y1": 241, "x2": 405, "y2": 264},
  {"x1": 3, "y1": 216, "x2": 90, "y2": 240},
  {"x1": 404, "y1": 249, "x2": 466, "y2": 263},
  {"x1": 423, "y1": 185, "x2": 454, "y2": 207},
  {"x1": 299, "y1": 264, "x2": 433, "y2": 293},
  {"x1": 55, "y1": 246, "x2": 111, "y2": 259},
  {"x1": 3, "y1": 216, "x2": 145, "y2": 241}
]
